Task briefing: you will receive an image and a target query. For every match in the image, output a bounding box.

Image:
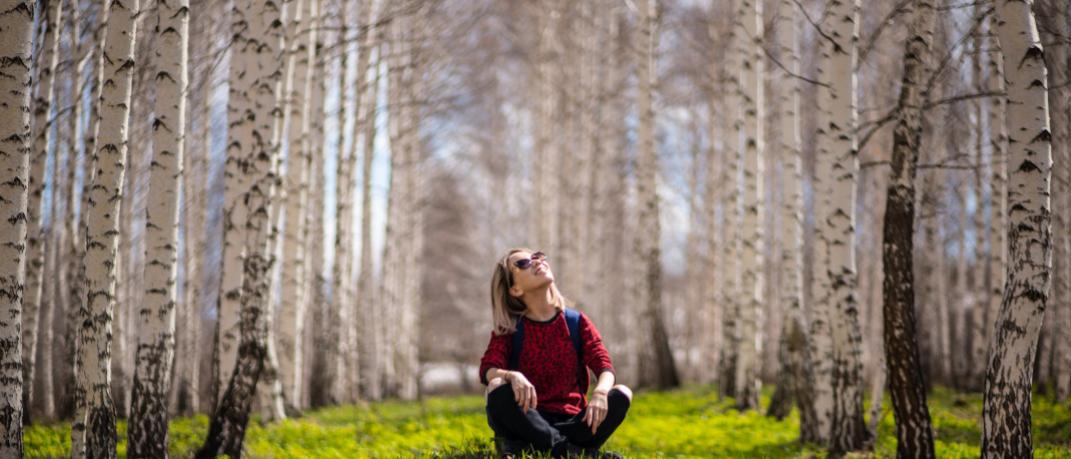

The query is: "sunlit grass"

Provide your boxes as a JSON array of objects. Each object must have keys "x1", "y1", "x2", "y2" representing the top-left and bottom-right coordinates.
[{"x1": 24, "y1": 385, "x2": 1071, "y2": 458}]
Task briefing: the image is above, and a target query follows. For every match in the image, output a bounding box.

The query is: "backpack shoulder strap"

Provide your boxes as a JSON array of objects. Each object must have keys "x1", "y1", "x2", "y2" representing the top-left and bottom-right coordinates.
[
  {"x1": 564, "y1": 308, "x2": 582, "y2": 357},
  {"x1": 508, "y1": 318, "x2": 524, "y2": 370},
  {"x1": 564, "y1": 308, "x2": 589, "y2": 394}
]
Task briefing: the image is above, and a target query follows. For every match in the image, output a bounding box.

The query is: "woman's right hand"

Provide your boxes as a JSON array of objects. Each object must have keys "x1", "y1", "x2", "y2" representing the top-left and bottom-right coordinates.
[{"x1": 506, "y1": 370, "x2": 537, "y2": 413}]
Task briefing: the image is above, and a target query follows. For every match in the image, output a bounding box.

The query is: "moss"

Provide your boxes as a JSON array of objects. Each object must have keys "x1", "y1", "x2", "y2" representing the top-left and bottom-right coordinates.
[{"x1": 23, "y1": 386, "x2": 1071, "y2": 458}]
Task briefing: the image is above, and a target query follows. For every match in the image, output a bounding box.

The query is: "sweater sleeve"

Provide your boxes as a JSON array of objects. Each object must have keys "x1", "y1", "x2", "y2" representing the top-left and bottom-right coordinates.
[
  {"x1": 478, "y1": 331, "x2": 511, "y2": 385},
  {"x1": 579, "y1": 312, "x2": 614, "y2": 376}
]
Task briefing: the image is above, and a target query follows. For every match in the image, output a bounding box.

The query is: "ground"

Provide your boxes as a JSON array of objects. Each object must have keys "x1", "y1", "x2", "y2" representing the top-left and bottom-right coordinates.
[{"x1": 25, "y1": 386, "x2": 1071, "y2": 458}]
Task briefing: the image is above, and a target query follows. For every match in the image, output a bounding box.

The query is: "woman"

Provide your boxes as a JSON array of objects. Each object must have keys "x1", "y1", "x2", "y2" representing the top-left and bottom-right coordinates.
[{"x1": 479, "y1": 248, "x2": 631, "y2": 458}]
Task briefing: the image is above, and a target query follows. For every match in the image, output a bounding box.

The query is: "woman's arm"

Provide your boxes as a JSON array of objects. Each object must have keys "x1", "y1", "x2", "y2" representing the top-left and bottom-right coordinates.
[
  {"x1": 477, "y1": 332, "x2": 510, "y2": 385},
  {"x1": 484, "y1": 367, "x2": 512, "y2": 384},
  {"x1": 592, "y1": 370, "x2": 615, "y2": 396}
]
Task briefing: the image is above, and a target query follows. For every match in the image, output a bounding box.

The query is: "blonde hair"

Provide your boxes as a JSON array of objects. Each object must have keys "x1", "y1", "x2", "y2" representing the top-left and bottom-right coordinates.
[{"x1": 490, "y1": 247, "x2": 570, "y2": 336}]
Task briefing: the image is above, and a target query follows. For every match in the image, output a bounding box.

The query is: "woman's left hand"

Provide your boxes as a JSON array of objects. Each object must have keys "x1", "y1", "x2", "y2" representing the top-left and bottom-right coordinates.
[{"x1": 583, "y1": 389, "x2": 609, "y2": 434}]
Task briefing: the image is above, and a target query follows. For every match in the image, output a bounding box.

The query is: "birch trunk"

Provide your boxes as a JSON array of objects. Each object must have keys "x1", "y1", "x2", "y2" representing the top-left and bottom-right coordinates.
[
  {"x1": 213, "y1": 0, "x2": 255, "y2": 406},
  {"x1": 0, "y1": 0, "x2": 35, "y2": 452},
  {"x1": 54, "y1": 0, "x2": 81, "y2": 420},
  {"x1": 356, "y1": 37, "x2": 381, "y2": 402},
  {"x1": 278, "y1": 0, "x2": 317, "y2": 413},
  {"x1": 733, "y1": 0, "x2": 763, "y2": 410},
  {"x1": 304, "y1": 14, "x2": 329, "y2": 407},
  {"x1": 128, "y1": 0, "x2": 188, "y2": 453},
  {"x1": 66, "y1": 1, "x2": 101, "y2": 431},
  {"x1": 984, "y1": 11, "x2": 1007, "y2": 397},
  {"x1": 1036, "y1": 0, "x2": 1070, "y2": 402},
  {"x1": 881, "y1": 0, "x2": 938, "y2": 456},
  {"x1": 810, "y1": 4, "x2": 837, "y2": 445},
  {"x1": 75, "y1": 0, "x2": 140, "y2": 453},
  {"x1": 982, "y1": 1, "x2": 1053, "y2": 456},
  {"x1": 634, "y1": 0, "x2": 677, "y2": 390},
  {"x1": 328, "y1": 0, "x2": 354, "y2": 404},
  {"x1": 718, "y1": 42, "x2": 741, "y2": 397},
  {"x1": 171, "y1": 0, "x2": 214, "y2": 415},
  {"x1": 24, "y1": 0, "x2": 63, "y2": 422},
  {"x1": 819, "y1": 0, "x2": 868, "y2": 450},
  {"x1": 766, "y1": 1, "x2": 818, "y2": 440},
  {"x1": 345, "y1": 0, "x2": 376, "y2": 401},
  {"x1": 399, "y1": 10, "x2": 424, "y2": 399},
  {"x1": 967, "y1": 8, "x2": 990, "y2": 389},
  {"x1": 380, "y1": 54, "x2": 400, "y2": 400},
  {"x1": 1055, "y1": 29, "x2": 1071, "y2": 403},
  {"x1": 197, "y1": 0, "x2": 285, "y2": 453},
  {"x1": 702, "y1": 12, "x2": 724, "y2": 384}
]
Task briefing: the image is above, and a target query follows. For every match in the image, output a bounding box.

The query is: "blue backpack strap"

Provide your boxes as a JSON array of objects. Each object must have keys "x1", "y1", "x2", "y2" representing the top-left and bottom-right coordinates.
[
  {"x1": 508, "y1": 317, "x2": 524, "y2": 370},
  {"x1": 564, "y1": 308, "x2": 588, "y2": 394},
  {"x1": 564, "y1": 308, "x2": 582, "y2": 358}
]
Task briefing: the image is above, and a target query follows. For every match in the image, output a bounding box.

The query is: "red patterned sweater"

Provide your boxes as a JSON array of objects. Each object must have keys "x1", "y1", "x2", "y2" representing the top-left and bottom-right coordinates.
[{"x1": 478, "y1": 309, "x2": 615, "y2": 415}]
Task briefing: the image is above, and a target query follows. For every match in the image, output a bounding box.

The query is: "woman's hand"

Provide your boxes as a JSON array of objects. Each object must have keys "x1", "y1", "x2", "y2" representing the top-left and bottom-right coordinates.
[
  {"x1": 583, "y1": 389, "x2": 609, "y2": 434},
  {"x1": 506, "y1": 371, "x2": 537, "y2": 413}
]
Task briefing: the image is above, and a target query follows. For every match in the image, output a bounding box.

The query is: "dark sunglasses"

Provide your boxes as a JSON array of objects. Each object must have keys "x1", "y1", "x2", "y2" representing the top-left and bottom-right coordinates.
[{"x1": 513, "y1": 251, "x2": 546, "y2": 270}]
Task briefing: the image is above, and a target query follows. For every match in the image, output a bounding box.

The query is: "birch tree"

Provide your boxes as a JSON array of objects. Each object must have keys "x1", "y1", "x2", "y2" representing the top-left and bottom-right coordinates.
[
  {"x1": 128, "y1": 0, "x2": 188, "y2": 454},
  {"x1": 734, "y1": 0, "x2": 763, "y2": 411},
  {"x1": 214, "y1": 0, "x2": 255, "y2": 407},
  {"x1": 0, "y1": 0, "x2": 35, "y2": 453},
  {"x1": 356, "y1": 29, "x2": 381, "y2": 402},
  {"x1": 880, "y1": 0, "x2": 938, "y2": 456},
  {"x1": 982, "y1": 1, "x2": 1053, "y2": 456},
  {"x1": 718, "y1": 8, "x2": 741, "y2": 395},
  {"x1": 198, "y1": 0, "x2": 285, "y2": 453},
  {"x1": 278, "y1": 0, "x2": 317, "y2": 412},
  {"x1": 767, "y1": 1, "x2": 818, "y2": 440},
  {"x1": 983, "y1": 12, "x2": 1007, "y2": 395},
  {"x1": 813, "y1": 0, "x2": 868, "y2": 450},
  {"x1": 24, "y1": 0, "x2": 63, "y2": 422},
  {"x1": 73, "y1": 0, "x2": 140, "y2": 453},
  {"x1": 634, "y1": 0, "x2": 678, "y2": 390},
  {"x1": 329, "y1": 0, "x2": 354, "y2": 404}
]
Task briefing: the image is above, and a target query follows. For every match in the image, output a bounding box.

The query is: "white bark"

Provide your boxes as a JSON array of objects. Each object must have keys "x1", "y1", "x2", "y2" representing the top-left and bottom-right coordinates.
[
  {"x1": 984, "y1": 12, "x2": 1007, "y2": 395},
  {"x1": 356, "y1": 34, "x2": 381, "y2": 401},
  {"x1": 633, "y1": 0, "x2": 677, "y2": 390},
  {"x1": 75, "y1": 0, "x2": 140, "y2": 454},
  {"x1": 329, "y1": 0, "x2": 354, "y2": 404},
  {"x1": 719, "y1": 19, "x2": 742, "y2": 394},
  {"x1": 982, "y1": 1, "x2": 1053, "y2": 456},
  {"x1": 733, "y1": 0, "x2": 764, "y2": 411},
  {"x1": 0, "y1": 0, "x2": 34, "y2": 452},
  {"x1": 278, "y1": 0, "x2": 318, "y2": 412},
  {"x1": 24, "y1": 0, "x2": 63, "y2": 420},
  {"x1": 128, "y1": 0, "x2": 188, "y2": 453},
  {"x1": 398, "y1": 7, "x2": 424, "y2": 399},
  {"x1": 214, "y1": 0, "x2": 256, "y2": 405},
  {"x1": 815, "y1": 0, "x2": 868, "y2": 450},
  {"x1": 197, "y1": 0, "x2": 285, "y2": 452}
]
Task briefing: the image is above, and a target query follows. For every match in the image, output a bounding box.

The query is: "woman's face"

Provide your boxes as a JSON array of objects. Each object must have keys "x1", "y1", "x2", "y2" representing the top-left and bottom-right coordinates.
[{"x1": 507, "y1": 250, "x2": 554, "y2": 296}]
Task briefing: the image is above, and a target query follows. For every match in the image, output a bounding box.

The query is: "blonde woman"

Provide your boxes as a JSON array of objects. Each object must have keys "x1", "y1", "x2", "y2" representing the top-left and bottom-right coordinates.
[{"x1": 479, "y1": 248, "x2": 631, "y2": 458}]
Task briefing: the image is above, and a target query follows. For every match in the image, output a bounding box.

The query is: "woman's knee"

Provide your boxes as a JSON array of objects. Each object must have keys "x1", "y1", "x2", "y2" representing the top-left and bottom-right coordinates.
[
  {"x1": 611, "y1": 384, "x2": 633, "y2": 403},
  {"x1": 486, "y1": 378, "x2": 514, "y2": 404},
  {"x1": 488, "y1": 377, "x2": 508, "y2": 392}
]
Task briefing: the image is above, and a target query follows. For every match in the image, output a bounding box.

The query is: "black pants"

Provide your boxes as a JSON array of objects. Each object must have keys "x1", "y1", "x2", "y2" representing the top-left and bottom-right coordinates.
[{"x1": 485, "y1": 382, "x2": 630, "y2": 454}]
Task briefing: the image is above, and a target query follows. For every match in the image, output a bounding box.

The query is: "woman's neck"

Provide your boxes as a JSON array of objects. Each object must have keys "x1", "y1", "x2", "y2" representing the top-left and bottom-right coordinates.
[{"x1": 522, "y1": 286, "x2": 557, "y2": 321}]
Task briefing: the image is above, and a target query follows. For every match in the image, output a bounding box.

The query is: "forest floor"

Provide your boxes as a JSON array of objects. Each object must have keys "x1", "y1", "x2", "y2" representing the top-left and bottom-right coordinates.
[{"x1": 24, "y1": 385, "x2": 1071, "y2": 458}]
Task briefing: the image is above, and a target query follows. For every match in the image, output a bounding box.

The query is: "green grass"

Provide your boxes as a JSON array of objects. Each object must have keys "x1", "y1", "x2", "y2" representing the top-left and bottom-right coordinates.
[{"x1": 25, "y1": 386, "x2": 1071, "y2": 458}]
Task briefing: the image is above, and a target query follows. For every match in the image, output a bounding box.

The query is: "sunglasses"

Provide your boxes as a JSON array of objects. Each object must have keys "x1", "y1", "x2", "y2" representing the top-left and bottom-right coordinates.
[{"x1": 512, "y1": 251, "x2": 546, "y2": 270}]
